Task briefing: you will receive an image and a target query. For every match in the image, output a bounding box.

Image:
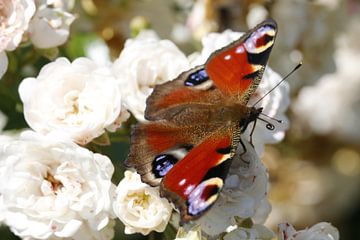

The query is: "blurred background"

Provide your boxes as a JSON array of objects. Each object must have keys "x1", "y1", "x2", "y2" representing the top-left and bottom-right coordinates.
[{"x1": 1, "y1": 0, "x2": 360, "y2": 239}]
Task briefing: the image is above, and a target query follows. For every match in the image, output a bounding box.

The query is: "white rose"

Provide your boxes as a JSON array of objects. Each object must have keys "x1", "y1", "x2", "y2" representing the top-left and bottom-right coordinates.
[
  {"x1": 0, "y1": 131, "x2": 115, "y2": 239},
  {"x1": 192, "y1": 30, "x2": 290, "y2": 155},
  {"x1": 112, "y1": 30, "x2": 190, "y2": 121},
  {"x1": 186, "y1": 0, "x2": 218, "y2": 40},
  {"x1": 0, "y1": 0, "x2": 36, "y2": 52},
  {"x1": 113, "y1": 170, "x2": 172, "y2": 235},
  {"x1": 0, "y1": 0, "x2": 36, "y2": 79},
  {"x1": 196, "y1": 140, "x2": 270, "y2": 236},
  {"x1": 29, "y1": 1, "x2": 75, "y2": 48},
  {"x1": 278, "y1": 222, "x2": 339, "y2": 240},
  {"x1": 190, "y1": 30, "x2": 244, "y2": 66},
  {"x1": 19, "y1": 57, "x2": 128, "y2": 145}
]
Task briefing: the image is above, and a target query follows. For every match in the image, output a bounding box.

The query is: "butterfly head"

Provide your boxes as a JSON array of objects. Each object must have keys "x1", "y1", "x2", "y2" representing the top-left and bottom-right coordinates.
[{"x1": 239, "y1": 107, "x2": 263, "y2": 132}]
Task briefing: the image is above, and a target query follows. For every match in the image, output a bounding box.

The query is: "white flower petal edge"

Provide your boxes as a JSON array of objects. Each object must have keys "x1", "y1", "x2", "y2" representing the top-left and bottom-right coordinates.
[
  {"x1": 112, "y1": 30, "x2": 190, "y2": 121},
  {"x1": 278, "y1": 222, "x2": 339, "y2": 240},
  {"x1": 0, "y1": 52, "x2": 8, "y2": 80},
  {"x1": 0, "y1": 131, "x2": 115, "y2": 240},
  {"x1": 191, "y1": 30, "x2": 290, "y2": 155},
  {"x1": 29, "y1": 2, "x2": 75, "y2": 48},
  {"x1": 19, "y1": 57, "x2": 128, "y2": 145},
  {"x1": 224, "y1": 224, "x2": 275, "y2": 240},
  {"x1": 196, "y1": 140, "x2": 270, "y2": 236},
  {"x1": 0, "y1": 110, "x2": 7, "y2": 132},
  {"x1": 0, "y1": 0, "x2": 36, "y2": 52},
  {"x1": 175, "y1": 226, "x2": 202, "y2": 240},
  {"x1": 113, "y1": 170, "x2": 173, "y2": 235}
]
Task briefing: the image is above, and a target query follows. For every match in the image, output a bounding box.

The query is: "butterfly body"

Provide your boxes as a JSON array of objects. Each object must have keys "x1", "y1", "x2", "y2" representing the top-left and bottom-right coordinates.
[{"x1": 126, "y1": 19, "x2": 277, "y2": 223}]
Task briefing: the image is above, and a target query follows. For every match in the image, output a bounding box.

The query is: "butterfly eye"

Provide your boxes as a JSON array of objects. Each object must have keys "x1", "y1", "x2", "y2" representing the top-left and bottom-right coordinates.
[{"x1": 184, "y1": 69, "x2": 209, "y2": 86}]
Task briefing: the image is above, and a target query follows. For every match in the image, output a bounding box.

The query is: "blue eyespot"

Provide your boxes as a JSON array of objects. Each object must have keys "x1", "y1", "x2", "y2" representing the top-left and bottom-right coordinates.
[
  {"x1": 184, "y1": 69, "x2": 209, "y2": 86},
  {"x1": 152, "y1": 154, "x2": 178, "y2": 178}
]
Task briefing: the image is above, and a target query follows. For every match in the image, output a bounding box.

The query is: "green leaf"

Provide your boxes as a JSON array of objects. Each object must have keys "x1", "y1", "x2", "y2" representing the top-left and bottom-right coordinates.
[
  {"x1": 162, "y1": 224, "x2": 177, "y2": 240},
  {"x1": 235, "y1": 217, "x2": 253, "y2": 228},
  {"x1": 65, "y1": 32, "x2": 98, "y2": 60},
  {"x1": 36, "y1": 47, "x2": 60, "y2": 61}
]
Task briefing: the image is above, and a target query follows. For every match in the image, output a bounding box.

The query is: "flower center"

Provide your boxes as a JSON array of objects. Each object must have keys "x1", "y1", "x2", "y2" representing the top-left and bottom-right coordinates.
[
  {"x1": 129, "y1": 192, "x2": 150, "y2": 208},
  {"x1": 44, "y1": 172, "x2": 63, "y2": 194},
  {"x1": 56, "y1": 90, "x2": 93, "y2": 125}
]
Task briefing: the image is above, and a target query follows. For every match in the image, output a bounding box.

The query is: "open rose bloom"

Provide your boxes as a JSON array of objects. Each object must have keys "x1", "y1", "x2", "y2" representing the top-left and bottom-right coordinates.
[
  {"x1": 0, "y1": 0, "x2": 35, "y2": 52},
  {"x1": 0, "y1": 131, "x2": 115, "y2": 239},
  {"x1": 19, "y1": 57, "x2": 129, "y2": 145},
  {"x1": 28, "y1": 0, "x2": 75, "y2": 49},
  {"x1": 0, "y1": 0, "x2": 35, "y2": 79},
  {"x1": 113, "y1": 171, "x2": 172, "y2": 235}
]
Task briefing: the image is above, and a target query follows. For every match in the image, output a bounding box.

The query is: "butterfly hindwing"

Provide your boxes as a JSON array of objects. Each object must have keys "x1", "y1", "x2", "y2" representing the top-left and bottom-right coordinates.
[
  {"x1": 205, "y1": 19, "x2": 277, "y2": 104},
  {"x1": 126, "y1": 117, "x2": 227, "y2": 186},
  {"x1": 126, "y1": 121, "x2": 192, "y2": 186},
  {"x1": 160, "y1": 125, "x2": 240, "y2": 223}
]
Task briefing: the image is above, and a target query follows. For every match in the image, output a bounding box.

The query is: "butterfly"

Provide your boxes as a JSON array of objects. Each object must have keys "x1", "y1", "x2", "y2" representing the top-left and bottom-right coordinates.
[{"x1": 125, "y1": 19, "x2": 277, "y2": 224}]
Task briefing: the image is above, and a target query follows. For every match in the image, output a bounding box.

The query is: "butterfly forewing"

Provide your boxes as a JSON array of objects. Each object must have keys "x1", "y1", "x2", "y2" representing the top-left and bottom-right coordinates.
[
  {"x1": 145, "y1": 65, "x2": 224, "y2": 121},
  {"x1": 205, "y1": 19, "x2": 277, "y2": 104}
]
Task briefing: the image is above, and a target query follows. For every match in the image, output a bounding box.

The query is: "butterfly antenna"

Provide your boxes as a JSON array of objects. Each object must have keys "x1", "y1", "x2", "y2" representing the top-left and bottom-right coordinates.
[
  {"x1": 257, "y1": 117, "x2": 276, "y2": 130},
  {"x1": 259, "y1": 112, "x2": 283, "y2": 123},
  {"x1": 252, "y1": 62, "x2": 302, "y2": 107}
]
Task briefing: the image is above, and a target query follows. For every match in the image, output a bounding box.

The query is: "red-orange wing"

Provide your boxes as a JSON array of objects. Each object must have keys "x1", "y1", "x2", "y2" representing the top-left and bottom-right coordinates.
[
  {"x1": 125, "y1": 120, "x2": 225, "y2": 186},
  {"x1": 205, "y1": 19, "x2": 277, "y2": 104},
  {"x1": 145, "y1": 20, "x2": 277, "y2": 121},
  {"x1": 160, "y1": 125, "x2": 239, "y2": 223},
  {"x1": 126, "y1": 121, "x2": 193, "y2": 186},
  {"x1": 145, "y1": 65, "x2": 223, "y2": 121}
]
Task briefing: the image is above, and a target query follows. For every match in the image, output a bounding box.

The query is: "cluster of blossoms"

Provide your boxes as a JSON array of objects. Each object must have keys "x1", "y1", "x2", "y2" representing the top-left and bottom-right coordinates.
[
  {"x1": 294, "y1": 14, "x2": 360, "y2": 142},
  {"x1": 0, "y1": 7, "x2": 340, "y2": 239},
  {"x1": 0, "y1": 0, "x2": 75, "y2": 79}
]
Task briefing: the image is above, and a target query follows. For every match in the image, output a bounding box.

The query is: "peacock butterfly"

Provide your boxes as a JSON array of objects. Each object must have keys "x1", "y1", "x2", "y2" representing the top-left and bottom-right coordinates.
[{"x1": 125, "y1": 19, "x2": 277, "y2": 224}]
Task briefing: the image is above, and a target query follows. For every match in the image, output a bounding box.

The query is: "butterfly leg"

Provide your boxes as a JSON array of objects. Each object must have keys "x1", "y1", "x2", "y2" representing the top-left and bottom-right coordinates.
[
  {"x1": 239, "y1": 138, "x2": 250, "y2": 165},
  {"x1": 249, "y1": 119, "x2": 257, "y2": 147}
]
